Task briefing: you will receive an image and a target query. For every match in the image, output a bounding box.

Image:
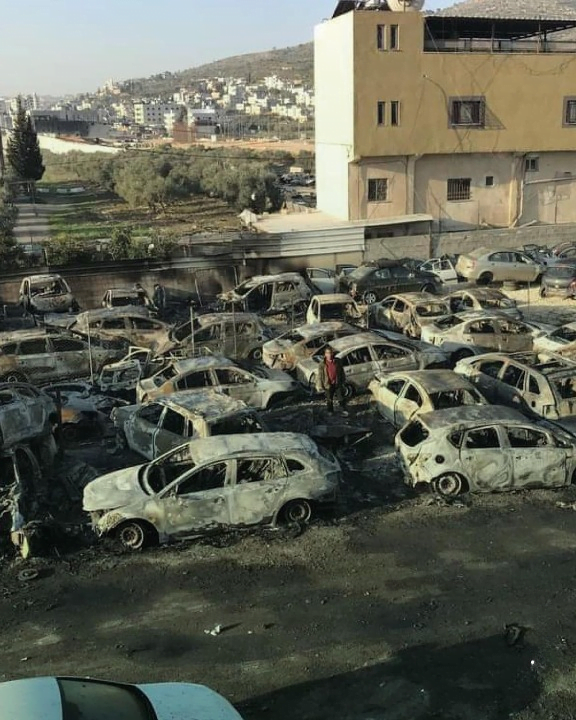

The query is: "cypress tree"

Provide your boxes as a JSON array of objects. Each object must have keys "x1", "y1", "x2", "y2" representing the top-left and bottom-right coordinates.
[{"x1": 6, "y1": 98, "x2": 45, "y2": 194}]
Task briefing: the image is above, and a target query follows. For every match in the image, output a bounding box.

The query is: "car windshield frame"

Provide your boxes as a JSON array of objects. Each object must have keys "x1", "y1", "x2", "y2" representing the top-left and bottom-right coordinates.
[
  {"x1": 143, "y1": 445, "x2": 196, "y2": 495},
  {"x1": 57, "y1": 678, "x2": 157, "y2": 720}
]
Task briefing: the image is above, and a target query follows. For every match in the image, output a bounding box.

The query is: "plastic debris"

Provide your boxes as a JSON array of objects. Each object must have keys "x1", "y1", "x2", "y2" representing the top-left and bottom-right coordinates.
[{"x1": 204, "y1": 624, "x2": 222, "y2": 637}]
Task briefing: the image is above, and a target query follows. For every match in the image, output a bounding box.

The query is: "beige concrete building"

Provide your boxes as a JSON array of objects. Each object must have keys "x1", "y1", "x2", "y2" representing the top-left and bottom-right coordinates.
[{"x1": 315, "y1": 1, "x2": 576, "y2": 229}]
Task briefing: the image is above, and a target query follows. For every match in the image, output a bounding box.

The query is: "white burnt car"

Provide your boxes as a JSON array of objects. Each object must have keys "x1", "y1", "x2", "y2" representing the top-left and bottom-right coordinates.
[
  {"x1": 295, "y1": 331, "x2": 447, "y2": 397},
  {"x1": 396, "y1": 405, "x2": 576, "y2": 497},
  {"x1": 113, "y1": 391, "x2": 265, "y2": 460},
  {"x1": 369, "y1": 370, "x2": 487, "y2": 429},
  {"x1": 83, "y1": 433, "x2": 341, "y2": 549},
  {"x1": 262, "y1": 322, "x2": 359, "y2": 371},
  {"x1": 533, "y1": 322, "x2": 576, "y2": 357},
  {"x1": 218, "y1": 273, "x2": 315, "y2": 315},
  {"x1": 369, "y1": 292, "x2": 451, "y2": 338},
  {"x1": 18, "y1": 274, "x2": 77, "y2": 315},
  {"x1": 443, "y1": 288, "x2": 522, "y2": 319},
  {"x1": 305, "y1": 294, "x2": 365, "y2": 326}
]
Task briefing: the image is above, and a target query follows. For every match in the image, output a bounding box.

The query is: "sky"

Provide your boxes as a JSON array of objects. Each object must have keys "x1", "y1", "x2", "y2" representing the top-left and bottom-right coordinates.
[{"x1": 0, "y1": 0, "x2": 453, "y2": 97}]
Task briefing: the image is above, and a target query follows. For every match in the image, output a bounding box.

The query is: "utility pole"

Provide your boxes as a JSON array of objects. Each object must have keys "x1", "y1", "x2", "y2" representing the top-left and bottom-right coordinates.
[{"x1": 0, "y1": 121, "x2": 5, "y2": 181}]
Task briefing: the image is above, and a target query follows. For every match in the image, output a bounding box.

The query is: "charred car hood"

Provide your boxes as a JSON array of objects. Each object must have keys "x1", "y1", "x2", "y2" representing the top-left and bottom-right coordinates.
[
  {"x1": 32, "y1": 293, "x2": 74, "y2": 312},
  {"x1": 264, "y1": 339, "x2": 295, "y2": 355},
  {"x1": 83, "y1": 467, "x2": 148, "y2": 512}
]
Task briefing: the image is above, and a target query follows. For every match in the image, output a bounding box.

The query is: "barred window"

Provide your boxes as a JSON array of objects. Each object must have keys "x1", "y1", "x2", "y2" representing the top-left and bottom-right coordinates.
[
  {"x1": 368, "y1": 178, "x2": 388, "y2": 202},
  {"x1": 450, "y1": 98, "x2": 485, "y2": 127},
  {"x1": 447, "y1": 178, "x2": 471, "y2": 202},
  {"x1": 564, "y1": 98, "x2": 576, "y2": 125}
]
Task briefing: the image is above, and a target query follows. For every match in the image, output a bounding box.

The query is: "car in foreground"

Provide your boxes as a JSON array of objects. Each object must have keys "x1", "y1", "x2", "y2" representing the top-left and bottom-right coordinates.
[
  {"x1": 0, "y1": 676, "x2": 243, "y2": 720},
  {"x1": 305, "y1": 293, "x2": 366, "y2": 325},
  {"x1": 420, "y1": 312, "x2": 546, "y2": 363},
  {"x1": 295, "y1": 331, "x2": 447, "y2": 397},
  {"x1": 113, "y1": 391, "x2": 266, "y2": 459},
  {"x1": 443, "y1": 287, "x2": 522, "y2": 319},
  {"x1": 455, "y1": 248, "x2": 543, "y2": 285},
  {"x1": 369, "y1": 370, "x2": 486, "y2": 428},
  {"x1": 539, "y1": 263, "x2": 576, "y2": 297},
  {"x1": 338, "y1": 260, "x2": 442, "y2": 304},
  {"x1": 18, "y1": 274, "x2": 77, "y2": 315},
  {"x1": 136, "y1": 356, "x2": 299, "y2": 408},
  {"x1": 262, "y1": 321, "x2": 359, "y2": 371},
  {"x1": 534, "y1": 322, "x2": 576, "y2": 356},
  {"x1": 396, "y1": 405, "x2": 576, "y2": 496},
  {"x1": 454, "y1": 351, "x2": 576, "y2": 429},
  {"x1": 0, "y1": 382, "x2": 56, "y2": 449},
  {"x1": 218, "y1": 273, "x2": 315, "y2": 315},
  {"x1": 369, "y1": 292, "x2": 451, "y2": 338},
  {"x1": 84, "y1": 433, "x2": 341, "y2": 549}
]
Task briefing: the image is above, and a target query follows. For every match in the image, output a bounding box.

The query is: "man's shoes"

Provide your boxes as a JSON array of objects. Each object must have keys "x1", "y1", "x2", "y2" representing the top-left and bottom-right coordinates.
[{"x1": 341, "y1": 409, "x2": 349, "y2": 417}]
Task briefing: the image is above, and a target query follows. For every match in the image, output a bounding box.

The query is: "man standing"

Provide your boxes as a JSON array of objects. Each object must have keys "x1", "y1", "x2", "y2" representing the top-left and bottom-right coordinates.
[
  {"x1": 316, "y1": 347, "x2": 348, "y2": 415},
  {"x1": 153, "y1": 283, "x2": 166, "y2": 317}
]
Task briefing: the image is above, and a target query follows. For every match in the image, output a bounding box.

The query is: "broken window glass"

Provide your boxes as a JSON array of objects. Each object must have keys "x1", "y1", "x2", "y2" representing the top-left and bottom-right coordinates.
[
  {"x1": 468, "y1": 320, "x2": 495, "y2": 335},
  {"x1": 464, "y1": 427, "x2": 500, "y2": 449},
  {"x1": 215, "y1": 369, "x2": 251, "y2": 385},
  {"x1": 501, "y1": 365, "x2": 525, "y2": 389},
  {"x1": 19, "y1": 339, "x2": 49, "y2": 354},
  {"x1": 138, "y1": 404, "x2": 164, "y2": 425},
  {"x1": 51, "y1": 338, "x2": 86, "y2": 352},
  {"x1": 478, "y1": 360, "x2": 505, "y2": 378},
  {"x1": 177, "y1": 462, "x2": 227, "y2": 494},
  {"x1": 400, "y1": 420, "x2": 429, "y2": 447},
  {"x1": 177, "y1": 371, "x2": 213, "y2": 390},
  {"x1": 236, "y1": 457, "x2": 284, "y2": 484},
  {"x1": 506, "y1": 426, "x2": 549, "y2": 448},
  {"x1": 404, "y1": 384, "x2": 423, "y2": 406}
]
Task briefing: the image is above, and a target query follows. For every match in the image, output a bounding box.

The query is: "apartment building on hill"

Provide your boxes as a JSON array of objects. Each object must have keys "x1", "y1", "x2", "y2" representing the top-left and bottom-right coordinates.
[{"x1": 315, "y1": 0, "x2": 576, "y2": 229}]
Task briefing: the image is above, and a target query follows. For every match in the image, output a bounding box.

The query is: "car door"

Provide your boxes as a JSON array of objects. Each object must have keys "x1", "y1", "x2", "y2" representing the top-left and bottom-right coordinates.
[
  {"x1": 223, "y1": 319, "x2": 256, "y2": 359},
  {"x1": 306, "y1": 268, "x2": 336, "y2": 294},
  {"x1": 495, "y1": 362, "x2": 527, "y2": 409},
  {"x1": 175, "y1": 370, "x2": 215, "y2": 392},
  {"x1": 306, "y1": 297, "x2": 321, "y2": 325},
  {"x1": 373, "y1": 377, "x2": 406, "y2": 424},
  {"x1": 229, "y1": 455, "x2": 288, "y2": 526},
  {"x1": 459, "y1": 425, "x2": 514, "y2": 490},
  {"x1": 394, "y1": 381, "x2": 425, "y2": 427},
  {"x1": 497, "y1": 318, "x2": 533, "y2": 352},
  {"x1": 486, "y1": 251, "x2": 511, "y2": 281},
  {"x1": 467, "y1": 358, "x2": 507, "y2": 402},
  {"x1": 154, "y1": 407, "x2": 194, "y2": 458},
  {"x1": 49, "y1": 336, "x2": 91, "y2": 380},
  {"x1": 390, "y1": 298, "x2": 410, "y2": 332},
  {"x1": 18, "y1": 337, "x2": 56, "y2": 381},
  {"x1": 512, "y1": 252, "x2": 539, "y2": 282},
  {"x1": 505, "y1": 425, "x2": 567, "y2": 488},
  {"x1": 339, "y1": 345, "x2": 377, "y2": 391},
  {"x1": 271, "y1": 281, "x2": 299, "y2": 312},
  {"x1": 464, "y1": 319, "x2": 498, "y2": 352},
  {"x1": 192, "y1": 322, "x2": 223, "y2": 356},
  {"x1": 373, "y1": 298, "x2": 396, "y2": 329},
  {"x1": 371, "y1": 342, "x2": 417, "y2": 374},
  {"x1": 521, "y1": 372, "x2": 547, "y2": 415},
  {"x1": 214, "y1": 367, "x2": 264, "y2": 407},
  {"x1": 127, "y1": 403, "x2": 165, "y2": 459},
  {"x1": 159, "y1": 461, "x2": 232, "y2": 538}
]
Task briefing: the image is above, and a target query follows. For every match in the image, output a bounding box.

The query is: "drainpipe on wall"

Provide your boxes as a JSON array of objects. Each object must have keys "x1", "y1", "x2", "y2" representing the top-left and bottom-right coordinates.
[{"x1": 405, "y1": 155, "x2": 418, "y2": 215}]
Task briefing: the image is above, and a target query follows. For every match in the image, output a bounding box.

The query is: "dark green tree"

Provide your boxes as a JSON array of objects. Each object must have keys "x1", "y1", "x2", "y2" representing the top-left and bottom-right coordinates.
[{"x1": 6, "y1": 99, "x2": 45, "y2": 194}]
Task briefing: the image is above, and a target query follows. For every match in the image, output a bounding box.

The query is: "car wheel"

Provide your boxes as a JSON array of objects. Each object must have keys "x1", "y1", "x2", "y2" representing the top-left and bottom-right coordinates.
[
  {"x1": 342, "y1": 382, "x2": 355, "y2": 399},
  {"x1": 0, "y1": 371, "x2": 28, "y2": 383},
  {"x1": 452, "y1": 349, "x2": 474, "y2": 365},
  {"x1": 280, "y1": 499, "x2": 312, "y2": 524},
  {"x1": 477, "y1": 272, "x2": 493, "y2": 286},
  {"x1": 247, "y1": 347, "x2": 263, "y2": 362},
  {"x1": 363, "y1": 291, "x2": 378, "y2": 305},
  {"x1": 539, "y1": 286, "x2": 547, "y2": 298},
  {"x1": 432, "y1": 473, "x2": 466, "y2": 497},
  {"x1": 117, "y1": 521, "x2": 157, "y2": 551}
]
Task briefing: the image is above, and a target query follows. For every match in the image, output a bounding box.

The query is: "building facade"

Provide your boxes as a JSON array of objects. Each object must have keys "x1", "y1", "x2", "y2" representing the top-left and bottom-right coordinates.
[{"x1": 315, "y1": 2, "x2": 576, "y2": 228}]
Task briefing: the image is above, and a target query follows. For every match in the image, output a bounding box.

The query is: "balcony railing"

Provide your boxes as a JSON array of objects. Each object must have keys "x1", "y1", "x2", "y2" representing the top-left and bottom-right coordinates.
[{"x1": 424, "y1": 38, "x2": 576, "y2": 53}]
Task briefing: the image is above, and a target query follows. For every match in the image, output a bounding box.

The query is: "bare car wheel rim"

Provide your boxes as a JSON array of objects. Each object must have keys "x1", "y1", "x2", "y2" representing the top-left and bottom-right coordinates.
[
  {"x1": 434, "y1": 474, "x2": 462, "y2": 497},
  {"x1": 364, "y1": 292, "x2": 377, "y2": 304},
  {"x1": 285, "y1": 501, "x2": 311, "y2": 523},
  {"x1": 119, "y1": 523, "x2": 145, "y2": 550}
]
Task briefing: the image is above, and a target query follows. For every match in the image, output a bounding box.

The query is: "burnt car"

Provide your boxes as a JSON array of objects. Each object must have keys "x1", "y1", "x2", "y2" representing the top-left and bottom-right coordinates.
[
  {"x1": 136, "y1": 356, "x2": 299, "y2": 408},
  {"x1": 443, "y1": 288, "x2": 521, "y2": 319},
  {"x1": 83, "y1": 433, "x2": 341, "y2": 549},
  {"x1": 295, "y1": 331, "x2": 447, "y2": 398},
  {"x1": 101, "y1": 288, "x2": 155, "y2": 311},
  {"x1": 305, "y1": 294, "x2": 366, "y2": 326},
  {"x1": 61, "y1": 309, "x2": 172, "y2": 351},
  {"x1": 0, "y1": 383, "x2": 57, "y2": 449},
  {"x1": 534, "y1": 322, "x2": 576, "y2": 357},
  {"x1": 97, "y1": 347, "x2": 161, "y2": 397},
  {"x1": 218, "y1": 273, "x2": 315, "y2": 315},
  {"x1": 158, "y1": 312, "x2": 274, "y2": 361},
  {"x1": 18, "y1": 274, "x2": 78, "y2": 315},
  {"x1": 454, "y1": 352, "x2": 576, "y2": 431},
  {"x1": 262, "y1": 321, "x2": 359, "y2": 371},
  {"x1": 369, "y1": 370, "x2": 487, "y2": 429},
  {"x1": 338, "y1": 260, "x2": 442, "y2": 305},
  {"x1": 539, "y1": 263, "x2": 576, "y2": 297},
  {"x1": 396, "y1": 405, "x2": 576, "y2": 496},
  {"x1": 418, "y1": 256, "x2": 458, "y2": 283},
  {"x1": 0, "y1": 330, "x2": 125, "y2": 385},
  {"x1": 113, "y1": 391, "x2": 266, "y2": 460},
  {"x1": 369, "y1": 292, "x2": 451, "y2": 338}
]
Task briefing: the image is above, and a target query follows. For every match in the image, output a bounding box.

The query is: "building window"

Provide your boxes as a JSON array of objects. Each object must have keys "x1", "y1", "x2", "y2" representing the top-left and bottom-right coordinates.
[
  {"x1": 368, "y1": 178, "x2": 388, "y2": 202},
  {"x1": 564, "y1": 97, "x2": 576, "y2": 125},
  {"x1": 485, "y1": 176, "x2": 494, "y2": 187},
  {"x1": 377, "y1": 24, "x2": 385, "y2": 50},
  {"x1": 450, "y1": 98, "x2": 485, "y2": 127},
  {"x1": 391, "y1": 101, "x2": 400, "y2": 126},
  {"x1": 389, "y1": 25, "x2": 399, "y2": 50},
  {"x1": 377, "y1": 101, "x2": 385, "y2": 126},
  {"x1": 525, "y1": 156, "x2": 539, "y2": 172},
  {"x1": 447, "y1": 178, "x2": 471, "y2": 202}
]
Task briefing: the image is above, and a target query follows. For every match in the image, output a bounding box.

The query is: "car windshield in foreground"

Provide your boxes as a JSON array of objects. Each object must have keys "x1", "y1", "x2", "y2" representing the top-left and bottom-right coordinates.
[
  {"x1": 144, "y1": 446, "x2": 196, "y2": 494},
  {"x1": 57, "y1": 678, "x2": 156, "y2": 720}
]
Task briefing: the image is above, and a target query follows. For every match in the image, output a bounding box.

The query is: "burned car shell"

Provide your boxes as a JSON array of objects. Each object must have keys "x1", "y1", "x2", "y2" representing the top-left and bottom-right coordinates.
[
  {"x1": 305, "y1": 294, "x2": 366, "y2": 326},
  {"x1": 18, "y1": 274, "x2": 77, "y2": 315},
  {"x1": 64, "y1": 308, "x2": 171, "y2": 351},
  {"x1": 113, "y1": 391, "x2": 266, "y2": 460},
  {"x1": 454, "y1": 351, "x2": 576, "y2": 429},
  {"x1": 418, "y1": 256, "x2": 458, "y2": 283},
  {"x1": 101, "y1": 288, "x2": 155, "y2": 311},
  {"x1": 443, "y1": 288, "x2": 522, "y2": 319},
  {"x1": 218, "y1": 273, "x2": 314, "y2": 315},
  {"x1": 369, "y1": 292, "x2": 451, "y2": 338},
  {"x1": 533, "y1": 322, "x2": 576, "y2": 357},
  {"x1": 396, "y1": 405, "x2": 576, "y2": 496},
  {"x1": 369, "y1": 370, "x2": 487, "y2": 428},
  {"x1": 0, "y1": 383, "x2": 56, "y2": 449},
  {"x1": 295, "y1": 331, "x2": 446, "y2": 396},
  {"x1": 159, "y1": 312, "x2": 273, "y2": 361},
  {"x1": 136, "y1": 356, "x2": 299, "y2": 408},
  {"x1": 262, "y1": 321, "x2": 359, "y2": 371},
  {"x1": 83, "y1": 432, "x2": 341, "y2": 546}
]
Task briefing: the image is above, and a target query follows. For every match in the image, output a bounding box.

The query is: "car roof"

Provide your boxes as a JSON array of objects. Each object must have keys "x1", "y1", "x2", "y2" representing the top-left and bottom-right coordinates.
[
  {"x1": 293, "y1": 321, "x2": 357, "y2": 338},
  {"x1": 555, "y1": 322, "x2": 576, "y2": 331},
  {"x1": 0, "y1": 329, "x2": 58, "y2": 343},
  {"x1": 157, "y1": 390, "x2": 249, "y2": 417},
  {"x1": 170, "y1": 356, "x2": 236, "y2": 374},
  {"x1": 418, "y1": 405, "x2": 530, "y2": 430},
  {"x1": 384, "y1": 370, "x2": 474, "y2": 392},
  {"x1": 186, "y1": 432, "x2": 318, "y2": 464},
  {"x1": 448, "y1": 288, "x2": 506, "y2": 300},
  {"x1": 27, "y1": 274, "x2": 63, "y2": 283},
  {"x1": 386, "y1": 292, "x2": 444, "y2": 304},
  {"x1": 329, "y1": 332, "x2": 390, "y2": 351},
  {"x1": 469, "y1": 351, "x2": 576, "y2": 379},
  {"x1": 196, "y1": 312, "x2": 261, "y2": 325},
  {"x1": 313, "y1": 293, "x2": 358, "y2": 304},
  {"x1": 76, "y1": 307, "x2": 151, "y2": 322},
  {"x1": 460, "y1": 247, "x2": 490, "y2": 259},
  {"x1": 108, "y1": 288, "x2": 140, "y2": 296},
  {"x1": 454, "y1": 311, "x2": 514, "y2": 322},
  {"x1": 239, "y1": 273, "x2": 304, "y2": 286}
]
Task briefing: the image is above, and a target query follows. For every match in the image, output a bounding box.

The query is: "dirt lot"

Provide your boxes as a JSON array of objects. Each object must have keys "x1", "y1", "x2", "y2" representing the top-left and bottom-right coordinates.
[{"x1": 3, "y1": 289, "x2": 576, "y2": 718}]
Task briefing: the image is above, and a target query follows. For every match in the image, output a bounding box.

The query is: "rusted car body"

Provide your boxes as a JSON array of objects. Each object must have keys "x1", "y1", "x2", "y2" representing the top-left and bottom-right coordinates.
[
  {"x1": 113, "y1": 391, "x2": 266, "y2": 460},
  {"x1": 18, "y1": 274, "x2": 77, "y2": 315},
  {"x1": 0, "y1": 330, "x2": 125, "y2": 385},
  {"x1": 83, "y1": 433, "x2": 341, "y2": 549},
  {"x1": 369, "y1": 292, "x2": 451, "y2": 338},
  {"x1": 396, "y1": 405, "x2": 576, "y2": 496},
  {"x1": 158, "y1": 312, "x2": 274, "y2": 361},
  {"x1": 369, "y1": 370, "x2": 486, "y2": 428},
  {"x1": 218, "y1": 273, "x2": 315, "y2": 315},
  {"x1": 305, "y1": 294, "x2": 365, "y2": 326},
  {"x1": 443, "y1": 288, "x2": 522, "y2": 319},
  {"x1": 295, "y1": 331, "x2": 447, "y2": 397},
  {"x1": 136, "y1": 356, "x2": 299, "y2": 408},
  {"x1": 63, "y1": 309, "x2": 171, "y2": 351},
  {"x1": 262, "y1": 321, "x2": 359, "y2": 371},
  {"x1": 0, "y1": 383, "x2": 56, "y2": 449},
  {"x1": 454, "y1": 352, "x2": 576, "y2": 430}
]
